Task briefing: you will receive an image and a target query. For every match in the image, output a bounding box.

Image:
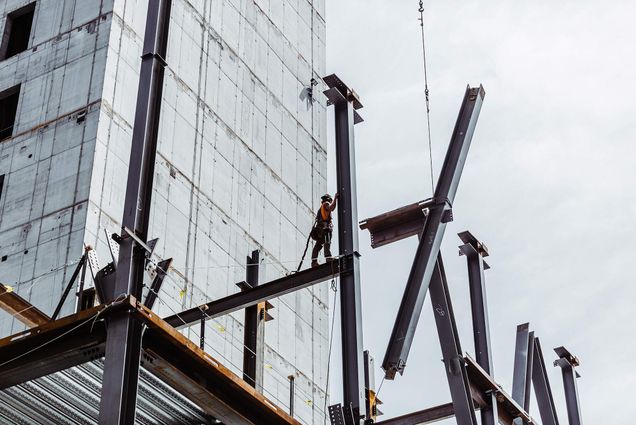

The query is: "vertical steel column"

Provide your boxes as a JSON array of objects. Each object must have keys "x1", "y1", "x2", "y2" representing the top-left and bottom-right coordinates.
[
  {"x1": 288, "y1": 375, "x2": 295, "y2": 417},
  {"x1": 382, "y1": 86, "x2": 485, "y2": 379},
  {"x1": 554, "y1": 347, "x2": 582, "y2": 425},
  {"x1": 512, "y1": 323, "x2": 534, "y2": 423},
  {"x1": 531, "y1": 338, "x2": 560, "y2": 425},
  {"x1": 199, "y1": 316, "x2": 205, "y2": 350},
  {"x1": 323, "y1": 74, "x2": 364, "y2": 425},
  {"x1": 242, "y1": 250, "x2": 260, "y2": 387},
  {"x1": 458, "y1": 232, "x2": 497, "y2": 425},
  {"x1": 429, "y1": 254, "x2": 477, "y2": 425},
  {"x1": 99, "y1": 1, "x2": 172, "y2": 424}
]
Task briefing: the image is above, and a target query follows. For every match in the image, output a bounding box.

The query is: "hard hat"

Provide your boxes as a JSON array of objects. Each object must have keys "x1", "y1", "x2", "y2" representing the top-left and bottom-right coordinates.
[{"x1": 321, "y1": 194, "x2": 332, "y2": 202}]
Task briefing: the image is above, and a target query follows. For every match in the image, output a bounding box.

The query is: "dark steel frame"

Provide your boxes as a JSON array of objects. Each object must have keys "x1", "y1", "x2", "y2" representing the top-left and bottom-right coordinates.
[
  {"x1": 382, "y1": 85, "x2": 485, "y2": 380},
  {"x1": 0, "y1": 32, "x2": 585, "y2": 424}
]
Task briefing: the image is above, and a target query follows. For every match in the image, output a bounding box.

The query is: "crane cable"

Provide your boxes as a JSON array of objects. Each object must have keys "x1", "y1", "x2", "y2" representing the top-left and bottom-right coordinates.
[{"x1": 418, "y1": 0, "x2": 435, "y2": 195}]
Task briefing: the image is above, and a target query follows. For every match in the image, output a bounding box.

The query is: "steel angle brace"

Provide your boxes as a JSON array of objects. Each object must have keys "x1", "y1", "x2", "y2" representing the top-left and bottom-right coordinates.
[
  {"x1": 429, "y1": 254, "x2": 478, "y2": 425},
  {"x1": 50, "y1": 253, "x2": 87, "y2": 321},
  {"x1": 382, "y1": 85, "x2": 485, "y2": 380},
  {"x1": 532, "y1": 338, "x2": 559, "y2": 425},
  {"x1": 144, "y1": 258, "x2": 173, "y2": 310}
]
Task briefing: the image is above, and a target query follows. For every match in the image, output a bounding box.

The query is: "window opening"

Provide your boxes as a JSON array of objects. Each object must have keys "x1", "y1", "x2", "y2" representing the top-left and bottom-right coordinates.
[
  {"x1": 0, "y1": 85, "x2": 20, "y2": 141},
  {"x1": 0, "y1": 2, "x2": 36, "y2": 60}
]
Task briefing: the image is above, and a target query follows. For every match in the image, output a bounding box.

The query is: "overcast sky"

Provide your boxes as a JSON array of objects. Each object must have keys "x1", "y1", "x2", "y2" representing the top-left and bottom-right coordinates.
[{"x1": 323, "y1": 1, "x2": 636, "y2": 423}]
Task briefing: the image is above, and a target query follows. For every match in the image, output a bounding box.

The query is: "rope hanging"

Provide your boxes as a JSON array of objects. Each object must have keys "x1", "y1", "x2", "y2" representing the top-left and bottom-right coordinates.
[{"x1": 418, "y1": 0, "x2": 435, "y2": 195}]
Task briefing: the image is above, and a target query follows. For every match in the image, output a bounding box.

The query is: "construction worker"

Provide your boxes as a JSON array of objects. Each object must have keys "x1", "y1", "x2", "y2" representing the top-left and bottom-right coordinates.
[{"x1": 311, "y1": 193, "x2": 338, "y2": 267}]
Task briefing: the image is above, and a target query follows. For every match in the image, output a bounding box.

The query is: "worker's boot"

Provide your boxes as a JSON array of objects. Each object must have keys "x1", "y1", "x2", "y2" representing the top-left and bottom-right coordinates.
[{"x1": 311, "y1": 260, "x2": 319, "y2": 268}]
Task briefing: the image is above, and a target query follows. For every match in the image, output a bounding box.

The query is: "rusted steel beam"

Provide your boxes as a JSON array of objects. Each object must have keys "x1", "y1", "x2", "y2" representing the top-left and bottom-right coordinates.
[
  {"x1": 359, "y1": 200, "x2": 431, "y2": 249},
  {"x1": 0, "y1": 283, "x2": 50, "y2": 327},
  {"x1": 0, "y1": 304, "x2": 108, "y2": 389}
]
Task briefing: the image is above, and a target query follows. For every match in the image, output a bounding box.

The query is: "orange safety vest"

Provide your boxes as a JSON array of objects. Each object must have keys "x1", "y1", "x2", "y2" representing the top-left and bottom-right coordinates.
[{"x1": 320, "y1": 204, "x2": 331, "y2": 222}]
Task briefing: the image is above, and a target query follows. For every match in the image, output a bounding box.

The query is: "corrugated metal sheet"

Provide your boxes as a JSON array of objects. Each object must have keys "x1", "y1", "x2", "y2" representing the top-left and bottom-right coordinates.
[{"x1": 0, "y1": 359, "x2": 214, "y2": 424}]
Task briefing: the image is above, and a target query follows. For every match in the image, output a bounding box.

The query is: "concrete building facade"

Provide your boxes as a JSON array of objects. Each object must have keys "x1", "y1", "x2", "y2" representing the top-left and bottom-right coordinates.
[{"x1": 0, "y1": 0, "x2": 329, "y2": 422}]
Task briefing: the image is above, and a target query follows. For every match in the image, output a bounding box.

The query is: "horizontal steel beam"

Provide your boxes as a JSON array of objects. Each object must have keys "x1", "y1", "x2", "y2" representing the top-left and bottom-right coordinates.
[
  {"x1": 0, "y1": 283, "x2": 50, "y2": 327},
  {"x1": 374, "y1": 402, "x2": 455, "y2": 425},
  {"x1": 359, "y1": 200, "x2": 431, "y2": 249},
  {"x1": 164, "y1": 256, "x2": 349, "y2": 328},
  {"x1": 0, "y1": 305, "x2": 109, "y2": 389}
]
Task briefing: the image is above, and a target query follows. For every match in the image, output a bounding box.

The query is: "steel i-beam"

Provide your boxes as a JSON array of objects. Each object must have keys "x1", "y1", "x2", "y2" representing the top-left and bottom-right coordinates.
[
  {"x1": 554, "y1": 346, "x2": 582, "y2": 425},
  {"x1": 429, "y1": 255, "x2": 478, "y2": 425},
  {"x1": 323, "y1": 74, "x2": 365, "y2": 425},
  {"x1": 382, "y1": 85, "x2": 485, "y2": 379},
  {"x1": 512, "y1": 323, "x2": 535, "y2": 424},
  {"x1": 163, "y1": 258, "x2": 348, "y2": 328},
  {"x1": 241, "y1": 250, "x2": 260, "y2": 387},
  {"x1": 458, "y1": 231, "x2": 497, "y2": 425},
  {"x1": 532, "y1": 338, "x2": 560, "y2": 425},
  {"x1": 99, "y1": 1, "x2": 172, "y2": 423}
]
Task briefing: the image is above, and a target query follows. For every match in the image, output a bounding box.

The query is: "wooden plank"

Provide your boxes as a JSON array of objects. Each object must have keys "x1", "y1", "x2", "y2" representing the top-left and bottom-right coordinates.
[{"x1": 0, "y1": 283, "x2": 50, "y2": 327}]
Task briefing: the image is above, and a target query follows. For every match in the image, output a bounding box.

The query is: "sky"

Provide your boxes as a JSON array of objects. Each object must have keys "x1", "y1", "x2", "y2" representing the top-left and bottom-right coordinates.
[{"x1": 323, "y1": 1, "x2": 636, "y2": 424}]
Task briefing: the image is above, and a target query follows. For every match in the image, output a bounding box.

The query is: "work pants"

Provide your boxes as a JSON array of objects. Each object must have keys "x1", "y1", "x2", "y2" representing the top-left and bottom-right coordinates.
[{"x1": 311, "y1": 230, "x2": 332, "y2": 264}]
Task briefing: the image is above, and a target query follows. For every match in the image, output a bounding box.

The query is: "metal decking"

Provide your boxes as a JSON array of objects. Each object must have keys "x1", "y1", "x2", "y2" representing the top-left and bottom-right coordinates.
[{"x1": 0, "y1": 360, "x2": 211, "y2": 425}]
